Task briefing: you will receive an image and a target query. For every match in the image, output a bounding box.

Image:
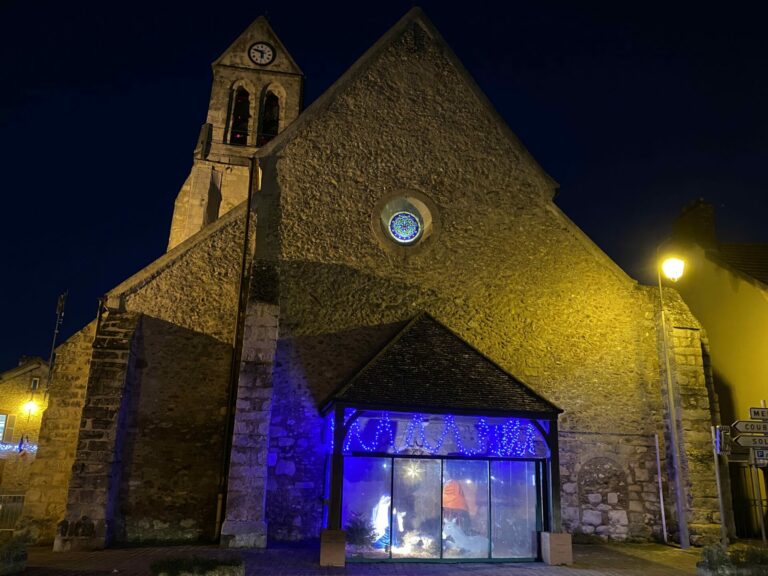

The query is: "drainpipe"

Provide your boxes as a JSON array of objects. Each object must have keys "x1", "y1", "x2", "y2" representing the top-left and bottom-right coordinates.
[{"x1": 657, "y1": 266, "x2": 690, "y2": 548}]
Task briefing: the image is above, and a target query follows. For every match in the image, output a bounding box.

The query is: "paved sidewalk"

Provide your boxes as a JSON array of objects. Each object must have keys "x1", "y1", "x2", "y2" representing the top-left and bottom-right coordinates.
[{"x1": 23, "y1": 543, "x2": 702, "y2": 576}]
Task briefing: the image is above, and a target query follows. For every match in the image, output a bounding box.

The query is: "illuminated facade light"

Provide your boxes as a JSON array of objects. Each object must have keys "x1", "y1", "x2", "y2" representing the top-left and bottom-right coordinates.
[{"x1": 22, "y1": 400, "x2": 38, "y2": 415}]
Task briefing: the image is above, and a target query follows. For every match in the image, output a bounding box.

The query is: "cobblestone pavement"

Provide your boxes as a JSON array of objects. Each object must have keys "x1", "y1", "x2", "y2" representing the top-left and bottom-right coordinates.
[{"x1": 24, "y1": 543, "x2": 702, "y2": 576}]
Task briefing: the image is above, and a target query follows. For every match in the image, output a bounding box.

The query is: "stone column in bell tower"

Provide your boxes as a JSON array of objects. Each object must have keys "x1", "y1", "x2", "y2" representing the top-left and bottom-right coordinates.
[{"x1": 167, "y1": 16, "x2": 303, "y2": 251}]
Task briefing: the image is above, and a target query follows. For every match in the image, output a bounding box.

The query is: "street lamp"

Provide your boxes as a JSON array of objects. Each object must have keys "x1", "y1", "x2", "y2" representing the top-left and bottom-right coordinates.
[
  {"x1": 657, "y1": 251, "x2": 691, "y2": 549},
  {"x1": 661, "y1": 257, "x2": 685, "y2": 282}
]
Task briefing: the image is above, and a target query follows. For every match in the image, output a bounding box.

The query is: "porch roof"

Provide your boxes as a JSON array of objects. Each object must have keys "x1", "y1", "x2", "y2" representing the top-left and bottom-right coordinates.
[{"x1": 327, "y1": 314, "x2": 562, "y2": 418}]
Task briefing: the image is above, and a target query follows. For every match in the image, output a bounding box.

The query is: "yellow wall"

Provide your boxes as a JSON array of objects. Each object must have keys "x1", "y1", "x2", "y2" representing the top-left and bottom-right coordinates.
[
  {"x1": 674, "y1": 244, "x2": 768, "y2": 535},
  {"x1": 0, "y1": 362, "x2": 48, "y2": 493},
  {"x1": 675, "y1": 245, "x2": 768, "y2": 424}
]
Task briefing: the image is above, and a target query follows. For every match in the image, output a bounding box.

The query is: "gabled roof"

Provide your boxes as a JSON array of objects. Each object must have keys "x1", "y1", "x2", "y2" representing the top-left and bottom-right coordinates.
[
  {"x1": 715, "y1": 243, "x2": 768, "y2": 287},
  {"x1": 255, "y1": 7, "x2": 557, "y2": 192},
  {"x1": 212, "y1": 15, "x2": 302, "y2": 76},
  {"x1": 0, "y1": 356, "x2": 47, "y2": 380},
  {"x1": 328, "y1": 314, "x2": 562, "y2": 417}
]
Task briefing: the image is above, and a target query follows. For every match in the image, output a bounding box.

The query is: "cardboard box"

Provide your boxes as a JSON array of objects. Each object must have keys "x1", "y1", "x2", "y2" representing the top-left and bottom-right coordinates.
[
  {"x1": 541, "y1": 532, "x2": 573, "y2": 565},
  {"x1": 319, "y1": 529, "x2": 346, "y2": 567}
]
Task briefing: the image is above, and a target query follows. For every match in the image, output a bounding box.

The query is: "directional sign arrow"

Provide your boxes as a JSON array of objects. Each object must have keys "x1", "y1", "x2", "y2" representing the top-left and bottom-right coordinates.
[
  {"x1": 750, "y1": 407, "x2": 768, "y2": 420},
  {"x1": 734, "y1": 435, "x2": 768, "y2": 448},
  {"x1": 732, "y1": 420, "x2": 768, "y2": 434}
]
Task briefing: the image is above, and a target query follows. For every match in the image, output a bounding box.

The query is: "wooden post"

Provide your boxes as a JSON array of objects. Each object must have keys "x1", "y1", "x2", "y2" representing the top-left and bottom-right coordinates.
[{"x1": 320, "y1": 404, "x2": 347, "y2": 567}]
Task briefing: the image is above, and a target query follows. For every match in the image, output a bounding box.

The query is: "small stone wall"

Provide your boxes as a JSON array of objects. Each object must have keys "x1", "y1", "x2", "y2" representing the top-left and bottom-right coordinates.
[
  {"x1": 221, "y1": 301, "x2": 279, "y2": 548},
  {"x1": 62, "y1": 311, "x2": 140, "y2": 548},
  {"x1": 18, "y1": 323, "x2": 96, "y2": 543},
  {"x1": 264, "y1": 338, "x2": 326, "y2": 542},
  {"x1": 560, "y1": 431, "x2": 664, "y2": 540},
  {"x1": 667, "y1": 322, "x2": 722, "y2": 544}
]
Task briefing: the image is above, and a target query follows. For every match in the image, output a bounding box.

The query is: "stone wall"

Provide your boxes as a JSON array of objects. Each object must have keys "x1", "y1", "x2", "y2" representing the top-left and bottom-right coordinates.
[
  {"x1": 104, "y1": 206, "x2": 247, "y2": 543},
  {"x1": 20, "y1": 323, "x2": 96, "y2": 542},
  {"x1": 62, "y1": 311, "x2": 140, "y2": 548},
  {"x1": 663, "y1": 309, "x2": 723, "y2": 544},
  {"x1": 119, "y1": 206, "x2": 245, "y2": 343},
  {"x1": 168, "y1": 161, "x2": 253, "y2": 252},
  {"x1": 560, "y1": 432, "x2": 664, "y2": 540},
  {"x1": 221, "y1": 300, "x2": 278, "y2": 548},
  {"x1": 117, "y1": 315, "x2": 232, "y2": 543},
  {"x1": 23, "y1": 200, "x2": 248, "y2": 545},
  {"x1": 250, "y1": 17, "x2": 720, "y2": 542},
  {"x1": 265, "y1": 338, "x2": 326, "y2": 542}
]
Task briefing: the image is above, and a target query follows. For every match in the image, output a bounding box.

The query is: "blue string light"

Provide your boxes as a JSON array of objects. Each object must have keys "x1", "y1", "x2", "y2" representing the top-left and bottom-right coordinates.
[
  {"x1": 327, "y1": 414, "x2": 335, "y2": 454},
  {"x1": 341, "y1": 411, "x2": 542, "y2": 458},
  {"x1": 343, "y1": 412, "x2": 397, "y2": 453},
  {"x1": 0, "y1": 442, "x2": 37, "y2": 454}
]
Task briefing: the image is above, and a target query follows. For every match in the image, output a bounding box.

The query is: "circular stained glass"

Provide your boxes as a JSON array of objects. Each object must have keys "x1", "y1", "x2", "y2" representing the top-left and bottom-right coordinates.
[{"x1": 388, "y1": 211, "x2": 421, "y2": 243}]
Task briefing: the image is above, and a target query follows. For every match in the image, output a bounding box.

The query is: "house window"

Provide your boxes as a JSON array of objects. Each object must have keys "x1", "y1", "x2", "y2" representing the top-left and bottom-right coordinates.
[
  {"x1": 229, "y1": 87, "x2": 251, "y2": 146},
  {"x1": 257, "y1": 91, "x2": 280, "y2": 146},
  {"x1": 31, "y1": 377, "x2": 40, "y2": 391},
  {"x1": 0, "y1": 414, "x2": 14, "y2": 444}
]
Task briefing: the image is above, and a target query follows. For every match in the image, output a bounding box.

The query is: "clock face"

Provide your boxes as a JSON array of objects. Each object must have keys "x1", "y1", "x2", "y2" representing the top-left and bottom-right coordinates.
[{"x1": 248, "y1": 42, "x2": 276, "y2": 66}]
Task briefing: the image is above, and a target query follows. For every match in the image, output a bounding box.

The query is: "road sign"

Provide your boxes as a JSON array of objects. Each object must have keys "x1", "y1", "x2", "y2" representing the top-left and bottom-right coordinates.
[
  {"x1": 733, "y1": 420, "x2": 768, "y2": 434},
  {"x1": 734, "y1": 435, "x2": 768, "y2": 448},
  {"x1": 750, "y1": 407, "x2": 768, "y2": 420},
  {"x1": 756, "y1": 449, "x2": 767, "y2": 459}
]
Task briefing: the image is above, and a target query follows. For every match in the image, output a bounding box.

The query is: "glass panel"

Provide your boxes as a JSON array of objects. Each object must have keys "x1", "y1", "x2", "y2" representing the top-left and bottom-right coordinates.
[
  {"x1": 391, "y1": 459, "x2": 441, "y2": 558},
  {"x1": 491, "y1": 460, "x2": 539, "y2": 558},
  {"x1": 442, "y1": 460, "x2": 490, "y2": 559},
  {"x1": 342, "y1": 457, "x2": 391, "y2": 559}
]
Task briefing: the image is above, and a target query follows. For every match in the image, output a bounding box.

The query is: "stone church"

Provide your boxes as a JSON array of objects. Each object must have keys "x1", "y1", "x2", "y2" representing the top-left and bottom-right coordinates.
[{"x1": 16, "y1": 9, "x2": 726, "y2": 561}]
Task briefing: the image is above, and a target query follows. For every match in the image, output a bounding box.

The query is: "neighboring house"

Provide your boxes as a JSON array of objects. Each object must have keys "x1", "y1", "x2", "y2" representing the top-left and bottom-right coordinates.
[
  {"x1": 671, "y1": 200, "x2": 768, "y2": 537},
  {"x1": 0, "y1": 357, "x2": 48, "y2": 495},
  {"x1": 6, "y1": 10, "x2": 726, "y2": 561}
]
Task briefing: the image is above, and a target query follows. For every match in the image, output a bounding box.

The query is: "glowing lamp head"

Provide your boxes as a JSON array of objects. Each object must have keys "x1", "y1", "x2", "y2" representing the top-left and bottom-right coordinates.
[
  {"x1": 661, "y1": 257, "x2": 685, "y2": 282},
  {"x1": 22, "y1": 400, "x2": 38, "y2": 415}
]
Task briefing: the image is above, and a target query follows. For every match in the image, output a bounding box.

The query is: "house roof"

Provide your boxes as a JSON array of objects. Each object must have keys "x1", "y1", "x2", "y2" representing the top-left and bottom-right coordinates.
[
  {"x1": 0, "y1": 356, "x2": 47, "y2": 380},
  {"x1": 328, "y1": 314, "x2": 562, "y2": 417},
  {"x1": 716, "y1": 243, "x2": 768, "y2": 287}
]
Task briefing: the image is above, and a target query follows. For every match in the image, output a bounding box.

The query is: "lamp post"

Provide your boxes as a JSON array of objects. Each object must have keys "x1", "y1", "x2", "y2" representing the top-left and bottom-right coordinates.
[{"x1": 657, "y1": 252, "x2": 691, "y2": 549}]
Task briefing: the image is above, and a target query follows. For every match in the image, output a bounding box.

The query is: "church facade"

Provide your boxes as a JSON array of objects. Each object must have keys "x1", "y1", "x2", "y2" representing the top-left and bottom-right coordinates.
[{"x1": 16, "y1": 9, "x2": 726, "y2": 561}]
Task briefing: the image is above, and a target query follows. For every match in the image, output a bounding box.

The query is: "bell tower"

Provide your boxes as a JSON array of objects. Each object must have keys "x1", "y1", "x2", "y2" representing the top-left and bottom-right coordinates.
[{"x1": 168, "y1": 16, "x2": 303, "y2": 250}]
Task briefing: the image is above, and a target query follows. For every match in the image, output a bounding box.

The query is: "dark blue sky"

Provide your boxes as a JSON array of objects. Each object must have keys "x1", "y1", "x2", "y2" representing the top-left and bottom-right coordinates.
[{"x1": 1, "y1": 1, "x2": 767, "y2": 370}]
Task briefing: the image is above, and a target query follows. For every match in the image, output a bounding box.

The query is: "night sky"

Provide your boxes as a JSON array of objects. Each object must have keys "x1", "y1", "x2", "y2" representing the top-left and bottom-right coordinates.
[{"x1": 1, "y1": 1, "x2": 767, "y2": 370}]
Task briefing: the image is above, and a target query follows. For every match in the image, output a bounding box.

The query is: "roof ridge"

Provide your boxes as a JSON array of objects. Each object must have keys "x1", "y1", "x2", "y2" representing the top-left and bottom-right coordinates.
[
  {"x1": 253, "y1": 8, "x2": 557, "y2": 192},
  {"x1": 106, "y1": 203, "x2": 247, "y2": 307}
]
